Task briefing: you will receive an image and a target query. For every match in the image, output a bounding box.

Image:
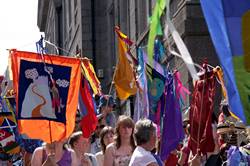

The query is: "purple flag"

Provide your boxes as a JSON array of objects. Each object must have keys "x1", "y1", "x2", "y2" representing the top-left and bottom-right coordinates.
[{"x1": 160, "y1": 74, "x2": 184, "y2": 161}]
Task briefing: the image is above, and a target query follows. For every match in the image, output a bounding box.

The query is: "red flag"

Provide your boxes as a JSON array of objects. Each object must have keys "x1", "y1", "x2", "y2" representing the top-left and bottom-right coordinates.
[
  {"x1": 11, "y1": 50, "x2": 81, "y2": 143},
  {"x1": 78, "y1": 75, "x2": 97, "y2": 138},
  {"x1": 189, "y1": 67, "x2": 215, "y2": 155}
]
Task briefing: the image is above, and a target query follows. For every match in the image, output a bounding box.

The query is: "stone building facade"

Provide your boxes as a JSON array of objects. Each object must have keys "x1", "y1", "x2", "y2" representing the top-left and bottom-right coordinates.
[{"x1": 37, "y1": 0, "x2": 220, "y2": 107}]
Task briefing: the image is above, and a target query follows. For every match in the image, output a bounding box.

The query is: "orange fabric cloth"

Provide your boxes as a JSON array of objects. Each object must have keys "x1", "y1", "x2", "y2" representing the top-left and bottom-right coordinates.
[
  {"x1": 11, "y1": 50, "x2": 81, "y2": 143},
  {"x1": 114, "y1": 30, "x2": 137, "y2": 100}
]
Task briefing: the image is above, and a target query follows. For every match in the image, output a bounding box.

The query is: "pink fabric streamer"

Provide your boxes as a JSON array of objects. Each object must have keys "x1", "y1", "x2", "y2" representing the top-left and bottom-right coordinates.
[{"x1": 174, "y1": 71, "x2": 190, "y2": 101}]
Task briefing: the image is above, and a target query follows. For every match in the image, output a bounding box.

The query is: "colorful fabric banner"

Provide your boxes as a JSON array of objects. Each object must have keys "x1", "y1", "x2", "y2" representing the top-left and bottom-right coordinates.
[
  {"x1": 81, "y1": 58, "x2": 102, "y2": 96},
  {"x1": 134, "y1": 48, "x2": 149, "y2": 121},
  {"x1": 160, "y1": 73, "x2": 184, "y2": 161},
  {"x1": 147, "y1": 0, "x2": 166, "y2": 65},
  {"x1": 0, "y1": 112, "x2": 20, "y2": 154},
  {"x1": 11, "y1": 50, "x2": 81, "y2": 143},
  {"x1": 114, "y1": 30, "x2": 137, "y2": 100},
  {"x1": 200, "y1": 0, "x2": 250, "y2": 124},
  {"x1": 78, "y1": 75, "x2": 98, "y2": 138},
  {"x1": 146, "y1": 64, "x2": 165, "y2": 122},
  {"x1": 189, "y1": 68, "x2": 216, "y2": 155}
]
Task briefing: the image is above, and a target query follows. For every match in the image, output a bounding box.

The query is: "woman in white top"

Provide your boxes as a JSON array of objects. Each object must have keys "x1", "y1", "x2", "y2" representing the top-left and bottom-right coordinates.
[
  {"x1": 129, "y1": 119, "x2": 158, "y2": 166},
  {"x1": 95, "y1": 126, "x2": 114, "y2": 166},
  {"x1": 104, "y1": 115, "x2": 135, "y2": 166}
]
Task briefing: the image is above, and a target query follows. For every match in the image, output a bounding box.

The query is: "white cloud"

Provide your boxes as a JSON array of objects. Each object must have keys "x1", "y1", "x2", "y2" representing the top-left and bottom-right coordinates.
[{"x1": 0, "y1": 0, "x2": 42, "y2": 75}]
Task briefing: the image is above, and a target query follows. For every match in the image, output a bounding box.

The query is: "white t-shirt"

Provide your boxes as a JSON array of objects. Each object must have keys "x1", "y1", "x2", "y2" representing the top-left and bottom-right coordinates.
[{"x1": 128, "y1": 146, "x2": 157, "y2": 166}]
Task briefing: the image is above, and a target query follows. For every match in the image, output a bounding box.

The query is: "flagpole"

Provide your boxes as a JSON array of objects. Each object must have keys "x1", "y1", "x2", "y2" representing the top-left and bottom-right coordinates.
[
  {"x1": 49, "y1": 120, "x2": 52, "y2": 143},
  {"x1": 107, "y1": 54, "x2": 120, "y2": 105}
]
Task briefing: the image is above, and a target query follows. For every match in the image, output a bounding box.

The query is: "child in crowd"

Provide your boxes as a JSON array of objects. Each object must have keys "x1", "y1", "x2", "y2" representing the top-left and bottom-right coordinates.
[{"x1": 95, "y1": 126, "x2": 114, "y2": 166}]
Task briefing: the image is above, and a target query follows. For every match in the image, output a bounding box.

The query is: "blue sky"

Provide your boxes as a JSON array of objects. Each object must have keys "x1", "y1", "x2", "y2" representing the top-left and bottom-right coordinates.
[{"x1": 0, "y1": 0, "x2": 42, "y2": 75}]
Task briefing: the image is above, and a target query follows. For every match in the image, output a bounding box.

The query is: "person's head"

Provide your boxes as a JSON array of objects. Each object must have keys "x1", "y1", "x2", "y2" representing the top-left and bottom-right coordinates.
[
  {"x1": 220, "y1": 100, "x2": 231, "y2": 117},
  {"x1": 100, "y1": 126, "x2": 114, "y2": 153},
  {"x1": 68, "y1": 131, "x2": 90, "y2": 154},
  {"x1": 44, "y1": 140, "x2": 67, "y2": 153},
  {"x1": 134, "y1": 119, "x2": 157, "y2": 151},
  {"x1": 114, "y1": 115, "x2": 135, "y2": 149},
  {"x1": 95, "y1": 119, "x2": 106, "y2": 137}
]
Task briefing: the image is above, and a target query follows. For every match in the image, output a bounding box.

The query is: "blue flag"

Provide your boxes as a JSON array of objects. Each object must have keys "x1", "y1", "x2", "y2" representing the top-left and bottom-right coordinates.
[{"x1": 200, "y1": 0, "x2": 250, "y2": 124}]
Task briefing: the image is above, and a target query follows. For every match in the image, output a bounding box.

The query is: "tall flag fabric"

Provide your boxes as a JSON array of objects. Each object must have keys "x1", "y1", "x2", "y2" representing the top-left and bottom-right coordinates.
[
  {"x1": 81, "y1": 58, "x2": 102, "y2": 96},
  {"x1": 160, "y1": 73, "x2": 184, "y2": 161},
  {"x1": 10, "y1": 50, "x2": 81, "y2": 143},
  {"x1": 133, "y1": 48, "x2": 149, "y2": 121},
  {"x1": 189, "y1": 68, "x2": 216, "y2": 155},
  {"x1": 78, "y1": 75, "x2": 98, "y2": 138},
  {"x1": 114, "y1": 28, "x2": 137, "y2": 100},
  {"x1": 141, "y1": 49, "x2": 166, "y2": 123},
  {"x1": 200, "y1": 0, "x2": 250, "y2": 124},
  {"x1": 146, "y1": 64, "x2": 165, "y2": 122},
  {"x1": 147, "y1": 0, "x2": 166, "y2": 65}
]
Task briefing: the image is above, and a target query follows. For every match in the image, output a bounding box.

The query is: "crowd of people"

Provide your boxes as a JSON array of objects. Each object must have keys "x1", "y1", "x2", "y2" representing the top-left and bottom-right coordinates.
[
  {"x1": 1, "y1": 96, "x2": 250, "y2": 166},
  {"x1": 29, "y1": 115, "x2": 161, "y2": 166},
  {"x1": 30, "y1": 96, "x2": 250, "y2": 166}
]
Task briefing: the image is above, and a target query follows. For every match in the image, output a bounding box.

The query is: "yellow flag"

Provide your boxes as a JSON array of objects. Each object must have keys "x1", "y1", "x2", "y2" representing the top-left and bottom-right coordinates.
[{"x1": 114, "y1": 36, "x2": 137, "y2": 100}]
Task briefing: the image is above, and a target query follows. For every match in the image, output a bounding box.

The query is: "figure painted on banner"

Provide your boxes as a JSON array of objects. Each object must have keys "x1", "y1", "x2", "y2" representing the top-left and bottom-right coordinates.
[
  {"x1": 95, "y1": 126, "x2": 114, "y2": 166},
  {"x1": 68, "y1": 131, "x2": 98, "y2": 166},
  {"x1": 31, "y1": 140, "x2": 77, "y2": 166},
  {"x1": 50, "y1": 79, "x2": 62, "y2": 114},
  {"x1": 129, "y1": 118, "x2": 159, "y2": 166},
  {"x1": 104, "y1": 115, "x2": 135, "y2": 166}
]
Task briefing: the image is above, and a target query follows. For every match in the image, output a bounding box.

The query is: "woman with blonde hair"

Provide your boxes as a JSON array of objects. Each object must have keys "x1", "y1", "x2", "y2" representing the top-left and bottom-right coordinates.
[{"x1": 104, "y1": 115, "x2": 135, "y2": 166}]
